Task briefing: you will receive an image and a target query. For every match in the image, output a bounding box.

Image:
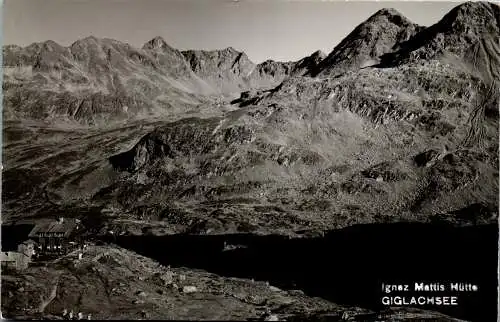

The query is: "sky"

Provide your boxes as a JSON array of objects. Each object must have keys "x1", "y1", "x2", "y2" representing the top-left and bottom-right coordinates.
[{"x1": 3, "y1": 0, "x2": 462, "y2": 63}]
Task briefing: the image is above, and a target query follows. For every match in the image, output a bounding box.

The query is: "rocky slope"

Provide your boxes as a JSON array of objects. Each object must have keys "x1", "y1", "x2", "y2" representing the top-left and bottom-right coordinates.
[
  {"x1": 182, "y1": 47, "x2": 325, "y2": 95},
  {"x1": 182, "y1": 47, "x2": 256, "y2": 94}
]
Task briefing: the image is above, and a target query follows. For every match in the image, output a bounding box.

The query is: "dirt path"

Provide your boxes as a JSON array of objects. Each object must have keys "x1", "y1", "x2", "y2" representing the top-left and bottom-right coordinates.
[{"x1": 38, "y1": 276, "x2": 60, "y2": 314}]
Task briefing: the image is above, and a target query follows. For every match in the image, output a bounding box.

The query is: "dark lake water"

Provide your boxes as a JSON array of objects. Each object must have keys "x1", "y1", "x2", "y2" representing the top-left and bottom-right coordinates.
[
  {"x1": 3, "y1": 222, "x2": 497, "y2": 321},
  {"x1": 110, "y1": 223, "x2": 498, "y2": 322}
]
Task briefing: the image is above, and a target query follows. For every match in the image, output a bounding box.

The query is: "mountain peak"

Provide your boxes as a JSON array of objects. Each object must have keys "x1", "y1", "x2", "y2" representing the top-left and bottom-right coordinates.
[
  {"x1": 143, "y1": 36, "x2": 174, "y2": 51},
  {"x1": 315, "y1": 6, "x2": 421, "y2": 76},
  {"x1": 79, "y1": 35, "x2": 100, "y2": 43},
  {"x1": 374, "y1": 7, "x2": 402, "y2": 15},
  {"x1": 450, "y1": 1, "x2": 499, "y2": 16},
  {"x1": 379, "y1": 1, "x2": 500, "y2": 67},
  {"x1": 24, "y1": 40, "x2": 65, "y2": 53},
  {"x1": 298, "y1": 50, "x2": 326, "y2": 66},
  {"x1": 292, "y1": 50, "x2": 327, "y2": 76},
  {"x1": 69, "y1": 36, "x2": 103, "y2": 49},
  {"x1": 221, "y1": 46, "x2": 242, "y2": 55},
  {"x1": 310, "y1": 50, "x2": 326, "y2": 60},
  {"x1": 438, "y1": 1, "x2": 499, "y2": 33},
  {"x1": 368, "y1": 7, "x2": 414, "y2": 26},
  {"x1": 42, "y1": 40, "x2": 62, "y2": 48}
]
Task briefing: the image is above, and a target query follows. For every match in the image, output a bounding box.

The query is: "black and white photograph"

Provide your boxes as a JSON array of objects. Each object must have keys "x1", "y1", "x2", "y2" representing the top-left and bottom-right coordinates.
[{"x1": 1, "y1": 0, "x2": 499, "y2": 320}]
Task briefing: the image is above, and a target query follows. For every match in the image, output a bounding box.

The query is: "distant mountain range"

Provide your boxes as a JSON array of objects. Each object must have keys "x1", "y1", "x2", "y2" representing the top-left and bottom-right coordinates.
[{"x1": 2, "y1": 33, "x2": 325, "y2": 124}]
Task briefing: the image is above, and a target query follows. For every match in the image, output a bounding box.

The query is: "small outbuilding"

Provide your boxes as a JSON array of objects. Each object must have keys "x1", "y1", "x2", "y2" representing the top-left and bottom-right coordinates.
[{"x1": 1, "y1": 251, "x2": 30, "y2": 271}]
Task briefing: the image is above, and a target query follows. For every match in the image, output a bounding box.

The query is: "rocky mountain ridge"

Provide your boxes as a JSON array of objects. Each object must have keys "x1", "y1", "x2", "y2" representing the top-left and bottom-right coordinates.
[{"x1": 2, "y1": 36, "x2": 326, "y2": 124}]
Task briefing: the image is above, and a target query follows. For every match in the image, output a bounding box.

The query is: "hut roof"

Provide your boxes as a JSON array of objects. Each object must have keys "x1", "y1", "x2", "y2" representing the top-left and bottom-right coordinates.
[{"x1": 28, "y1": 218, "x2": 78, "y2": 238}]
